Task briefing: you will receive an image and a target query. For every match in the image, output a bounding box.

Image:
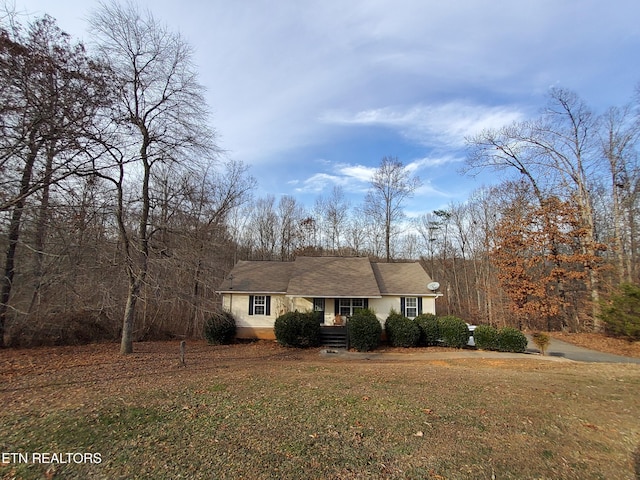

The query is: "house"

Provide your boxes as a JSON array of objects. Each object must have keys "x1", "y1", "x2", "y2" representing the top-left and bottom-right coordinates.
[{"x1": 216, "y1": 256, "x2": 442, "y2": 339}]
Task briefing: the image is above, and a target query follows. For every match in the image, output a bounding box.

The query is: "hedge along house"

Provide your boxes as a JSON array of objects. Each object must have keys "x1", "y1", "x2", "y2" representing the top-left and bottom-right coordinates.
[{"x1": 216, "y1": 256, "x2": 442, "y2": 340}]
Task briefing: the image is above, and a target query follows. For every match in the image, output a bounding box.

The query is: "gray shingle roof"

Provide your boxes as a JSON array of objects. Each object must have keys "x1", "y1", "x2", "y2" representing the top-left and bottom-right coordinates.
[
  {"x1": 286, "y1": 256, "x2": 381, "y2": 297},
  {"x1": 218, "y1": 257, "x2": 435, "y2": 297},
  {"x1": 370, "y1": 262, "x2": 433, "y2": 295},
  {"x1": 217, "y1": 260, "x2": 294, "y2": 293}
]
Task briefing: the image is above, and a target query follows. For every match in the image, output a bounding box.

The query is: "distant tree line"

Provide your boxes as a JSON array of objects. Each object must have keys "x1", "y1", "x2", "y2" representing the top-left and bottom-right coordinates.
[
  {"x1": 1, "y1": 4, "x2": 638, "y2": 351},
  {"x1": 232, "y1": 89, "x2": 640, "y2": 333}
]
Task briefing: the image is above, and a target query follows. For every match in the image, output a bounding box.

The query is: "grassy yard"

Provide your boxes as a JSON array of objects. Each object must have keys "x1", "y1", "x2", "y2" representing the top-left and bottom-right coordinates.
[{"x1": 1, "y1": 340, "x2": 639, "y2": 479}]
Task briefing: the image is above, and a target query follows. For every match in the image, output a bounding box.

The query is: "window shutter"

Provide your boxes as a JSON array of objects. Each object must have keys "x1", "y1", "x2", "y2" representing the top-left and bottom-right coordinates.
[
  {"x1": 248, "y1": 295, "x2": 254, "y2": 316},
  {"x1": 400, "y1": 297, "x2": 406, "y2": 316},
  {"x1": 265, "y1": 296, "x2": 271, "y2": 316},
  {"x1": 334, "y1": 299, "x2": 339, "y2": 315},
  {"x1": 418, "y1": 297, "x2": 423, "y2": 315},
  {"x1": 363, "y1": 298, "x2": 368, "y2": 309}
]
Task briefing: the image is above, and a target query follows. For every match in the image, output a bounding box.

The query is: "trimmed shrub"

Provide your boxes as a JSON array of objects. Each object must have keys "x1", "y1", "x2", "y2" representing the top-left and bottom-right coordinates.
[
  {"x1": 414, "y1": 313, "x2": 439, "y2": 346},
  {"x1": 274, "y1": 311, "x2": 321, "y2": 348},
  {"x1": 204, "y1": 311, "x2": 237, "y2": 345},
  {"x1": 496, "y1": 327, "x2": 528, "y2": 353},
  {"x1": 438, "y1": 315, "x2": 470, "y2": 348},
  {"x1": 348, "y1": 308, "x2": 382, "y2": 352},
  {"x1": 385, "y1": 311, "x2": 420, "y2": 347},
  {"x1": 473, "y1": 324, "x2": 498, "y2": 351},
  {"x1": 599, "y1": 283, "x2": 640, "y2": 341}
]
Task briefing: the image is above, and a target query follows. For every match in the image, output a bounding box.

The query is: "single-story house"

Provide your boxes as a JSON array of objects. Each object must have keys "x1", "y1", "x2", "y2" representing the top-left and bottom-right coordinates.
[{"x1": 216, "y1": 256, "x2": 442, "y2": 339}]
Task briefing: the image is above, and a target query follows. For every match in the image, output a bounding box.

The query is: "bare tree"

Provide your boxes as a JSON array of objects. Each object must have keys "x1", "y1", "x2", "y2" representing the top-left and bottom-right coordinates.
[
  {"x1": 364, "y1": 156, "x2": 421, "y2": 262},
  {"x1": 0, "y1": 14, "x2": 110, "y2": 344},
  {"x1": 316, "y1": 186, "x2": 350, "y2": 252},
  {"x1": 90, "y1": 1, "x2": 216, "y2": 354},
  {"x1": 466, "y1": 88, "x2": 607, "y2": 329},
  {"x1": 277, "y1": 195, "x2": 304, "y2": 261},
  {"x1": 600, "y1": 105, "x2": 639, "y2": 284}
]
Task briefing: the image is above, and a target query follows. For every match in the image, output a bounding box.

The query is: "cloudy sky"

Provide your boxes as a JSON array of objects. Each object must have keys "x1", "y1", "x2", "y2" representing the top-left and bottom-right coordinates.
[{"x1": 12, "y1": 0, "x2": 640, "y2": 215}]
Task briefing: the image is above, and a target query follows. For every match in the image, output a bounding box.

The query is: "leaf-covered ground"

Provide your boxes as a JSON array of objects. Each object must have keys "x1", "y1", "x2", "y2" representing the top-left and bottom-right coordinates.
[{"x1": 1, "y1": 340, "x2": 639, "y2": 479}]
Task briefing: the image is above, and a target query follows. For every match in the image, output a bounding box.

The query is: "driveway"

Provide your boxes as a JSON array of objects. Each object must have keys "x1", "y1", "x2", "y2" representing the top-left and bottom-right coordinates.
[
  {"x1": 526, "y1": 335, "x2": 640, "y2": 364},
  {"x1": 321, "y1": 337, "x2": 640, "y2": 364}
]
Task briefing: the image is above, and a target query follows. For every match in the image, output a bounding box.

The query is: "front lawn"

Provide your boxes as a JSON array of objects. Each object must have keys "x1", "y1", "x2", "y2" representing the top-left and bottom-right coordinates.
[{"x1": 1, "y1": 341, "x2": 639, "y2": 479}]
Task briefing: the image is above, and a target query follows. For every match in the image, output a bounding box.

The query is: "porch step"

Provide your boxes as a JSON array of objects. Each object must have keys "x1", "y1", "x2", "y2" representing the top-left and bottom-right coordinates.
[{"x1": 320, "y1": 326, "x2": 348, "y2": 349}]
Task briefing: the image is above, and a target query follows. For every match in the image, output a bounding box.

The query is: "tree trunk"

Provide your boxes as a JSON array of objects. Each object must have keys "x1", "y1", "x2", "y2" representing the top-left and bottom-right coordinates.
[
  {"x1": 120, "y1": 278, "x2": 141, "y2": 354},
  {"x1": 0, "y1": 138, "x2": 40, "y2": 346}
]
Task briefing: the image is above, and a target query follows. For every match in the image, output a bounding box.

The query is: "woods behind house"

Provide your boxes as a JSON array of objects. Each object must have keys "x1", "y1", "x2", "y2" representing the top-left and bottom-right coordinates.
[{"x1": 1, "y1": 5, "x2": 639, "y2": 348}]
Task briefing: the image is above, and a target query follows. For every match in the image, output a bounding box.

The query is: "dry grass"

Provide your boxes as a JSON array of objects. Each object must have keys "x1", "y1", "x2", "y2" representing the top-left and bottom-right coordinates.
[{"x1": 1, "y1": 340, "x2": 639, "y2": 479}]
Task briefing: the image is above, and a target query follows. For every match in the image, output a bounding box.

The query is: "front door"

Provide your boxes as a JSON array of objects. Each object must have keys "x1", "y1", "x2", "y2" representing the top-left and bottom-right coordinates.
[{"x1": 313, "y1": 298, "x2": 325, "y2": 324}]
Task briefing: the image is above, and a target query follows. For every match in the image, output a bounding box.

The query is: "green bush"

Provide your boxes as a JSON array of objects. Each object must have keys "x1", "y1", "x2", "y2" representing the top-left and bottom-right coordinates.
[
  {"x1": 274, "y1": 311, "x2": 321, "y2": 348},
  {"x1": 385, "y1": 310, "x2": 420, "y2": 347},
  {"x1": 496, "y1": 327, "x2": 528, "y2": 353},
  {"x1": 599, "y1": 283, "x2": 640, "y2": 341},
  {"x1": 438, "y1": 315, "x2": 470, "y2": 348},
  {"x1": 414, "y1": 313, "x2": 439, "y2": 346},
  {"x1": 204, "y1": 311, "x2": 237, "y2": 345},
  {"x1": 473, "y1": 324, "x2": 498, "y2": 351},
  {"x1": 348, "y1": 308, "x2": 382, "y2": 352}
]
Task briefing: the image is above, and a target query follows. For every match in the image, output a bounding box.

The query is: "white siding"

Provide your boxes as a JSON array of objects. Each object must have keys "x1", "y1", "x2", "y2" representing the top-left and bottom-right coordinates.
[
  {"x1": 222, "y1": 293, "x2": 439, "y2": 337},
  {"x1": 223, "y1": 293, "x2": 311, "y2": 329},
  {"x1": 369, "y1": 296, "x2": 438, "y2": 323}
]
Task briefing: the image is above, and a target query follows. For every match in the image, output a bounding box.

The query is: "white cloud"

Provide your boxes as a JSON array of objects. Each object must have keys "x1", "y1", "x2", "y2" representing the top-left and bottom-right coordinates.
[
  {"x1": 320, "y1": 102, "x2": 525, "y2": 148},
  {"x1": 335, "y1": 164, "x2": 377, "y2": 183},
  {"x1": 295, "y1": 163, "x2": 375, "y2": 194}
]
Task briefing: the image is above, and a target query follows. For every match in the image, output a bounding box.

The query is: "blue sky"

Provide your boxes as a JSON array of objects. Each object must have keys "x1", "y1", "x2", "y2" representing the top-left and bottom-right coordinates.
[{"x1": 12, "y1": 0, "x2": 640, "y2": 216}]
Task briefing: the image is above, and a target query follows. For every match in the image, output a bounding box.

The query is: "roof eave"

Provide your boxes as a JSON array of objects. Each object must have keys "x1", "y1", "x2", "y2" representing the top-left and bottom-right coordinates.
[
  {"x1": 286, "y1": 294, "x2": 383, "y2": 299},
  {"x1": 217, "y1": 290, "x2": 287, "y2": 295}
]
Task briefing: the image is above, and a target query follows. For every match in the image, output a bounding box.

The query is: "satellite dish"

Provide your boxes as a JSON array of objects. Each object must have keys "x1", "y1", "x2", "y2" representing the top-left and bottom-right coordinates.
[{"x1": 427, "y1": 282, "x2": 440, "y2": 292}]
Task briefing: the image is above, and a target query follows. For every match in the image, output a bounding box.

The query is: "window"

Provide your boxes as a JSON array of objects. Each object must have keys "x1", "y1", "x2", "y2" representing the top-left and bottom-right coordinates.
[
  {"x1": 401, "y1": 297, "x2": 422, "y2": 318},
  {"x1": 249, "y1": 295, "x2": 271, "y2": 316},
  {"x1": 253, "y1": 295, "x2": 266, "y2": 315},
  {"x1": 338, "y1": 298, "x2": 365, "y2": 317},
  {"x1": 313, "y1": 298, "x2": 325, "y2": 324},
  {"x1": 313, "y1": 298, "x2": 325, "y2": 312},
  {"x1": 404, "y1": 297, "x2": 418, "y2": 318}
]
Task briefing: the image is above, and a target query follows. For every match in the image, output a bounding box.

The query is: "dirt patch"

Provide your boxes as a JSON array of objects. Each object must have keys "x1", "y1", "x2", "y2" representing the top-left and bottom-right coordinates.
[{"x1": 549, "y1": 332, "x2": 640, "y2": 358}]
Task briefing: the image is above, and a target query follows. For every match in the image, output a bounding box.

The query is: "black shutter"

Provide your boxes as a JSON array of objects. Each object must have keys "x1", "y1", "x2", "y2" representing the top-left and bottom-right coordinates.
[
  {"x1": 334, "y1": 299, "x2": 339, "y2": 315},
  {"x1": 363, "y1": 298, "x2": 368, "y2": 309},
  {"x1": 265, "y1": 296, "x2": 271, "y2": 316},
  {"x1": 248, "y1": 295, "x2": 254, "y2": 315},
  {"x1": 418, "y1": 297, "x2": 423, "y2": 315},
  {"x1": 400, "y1": 297, "x2": 406, "y2": 316}
]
